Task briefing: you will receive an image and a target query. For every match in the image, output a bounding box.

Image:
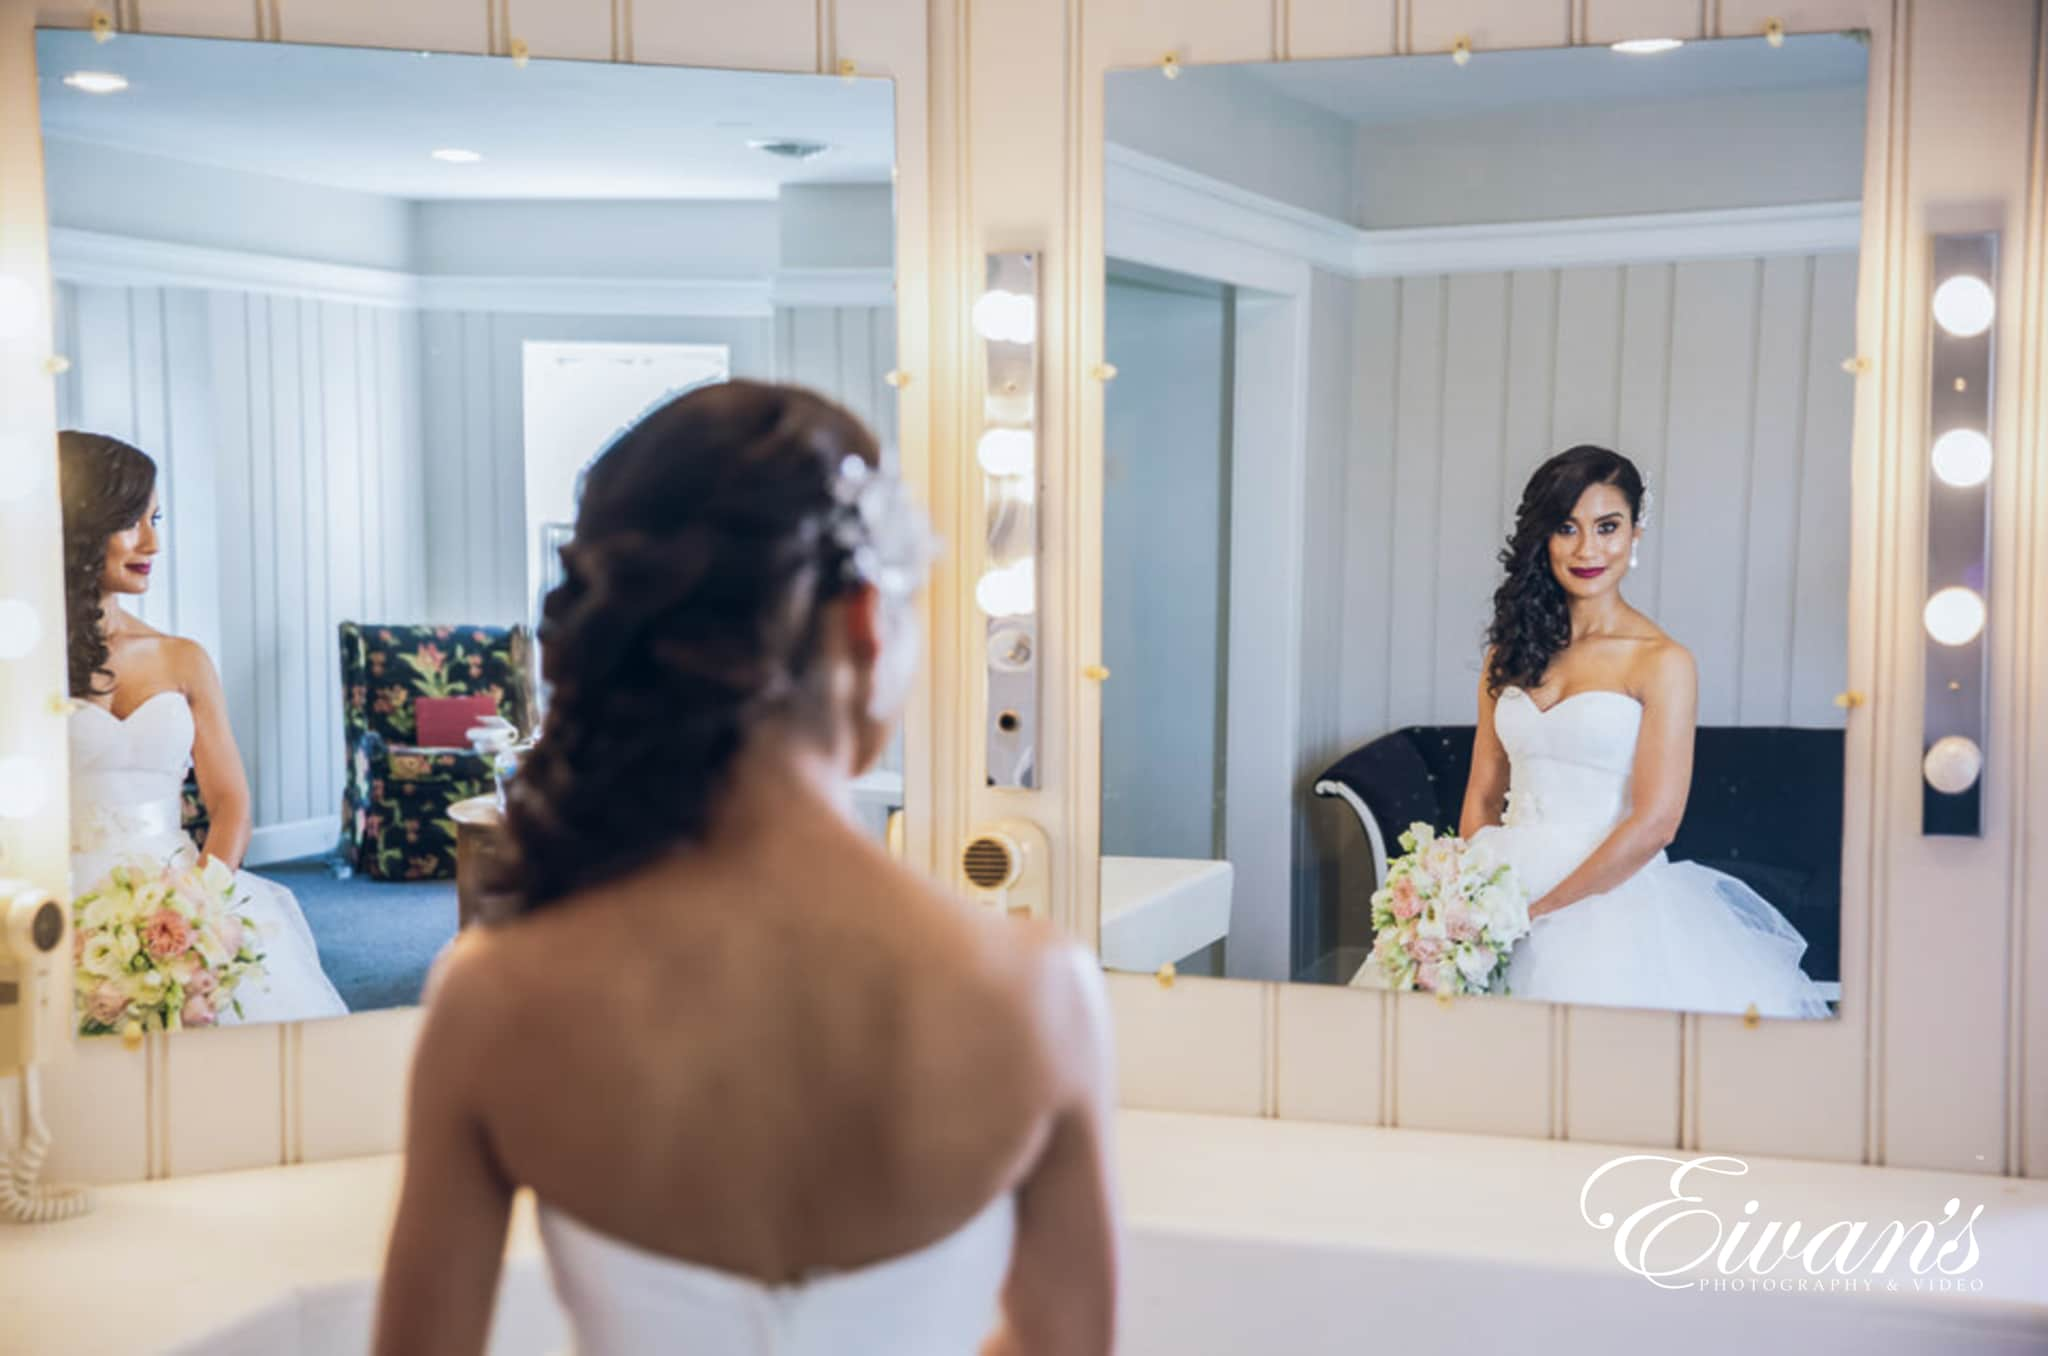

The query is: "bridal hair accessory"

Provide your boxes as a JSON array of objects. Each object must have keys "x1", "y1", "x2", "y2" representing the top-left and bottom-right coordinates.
[{"x1": 829, "y1": 455, "x2": 940, "y2": 600}]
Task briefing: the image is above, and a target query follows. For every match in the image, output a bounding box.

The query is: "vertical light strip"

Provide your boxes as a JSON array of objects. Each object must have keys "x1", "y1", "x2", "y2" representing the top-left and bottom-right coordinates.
[
  {"x1": 977, "y1": 252, "x2": 1040, "y2": 789},
  {"x1": 1921, "y1": 232, "x2": 1996, "y2": 835}
]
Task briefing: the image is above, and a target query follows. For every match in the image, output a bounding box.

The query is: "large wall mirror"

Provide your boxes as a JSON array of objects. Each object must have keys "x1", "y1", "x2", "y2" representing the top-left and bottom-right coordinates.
[
  {"x1": 40, "y1": 30, "x2": 898, "y2": 1033},
  {"x1": 1098, "y1": 35, "x2": 1865, "y2": 1020}
]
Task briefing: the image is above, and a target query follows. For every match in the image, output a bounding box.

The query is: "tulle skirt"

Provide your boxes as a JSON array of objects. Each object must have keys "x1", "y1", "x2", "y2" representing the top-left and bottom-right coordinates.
[
  {"x1": 73, "y1": 834, "x2": 349, "y2": 1027},
  {"x1": 1472, "y1": 821, "x2": 1833, "y2": 1020}
]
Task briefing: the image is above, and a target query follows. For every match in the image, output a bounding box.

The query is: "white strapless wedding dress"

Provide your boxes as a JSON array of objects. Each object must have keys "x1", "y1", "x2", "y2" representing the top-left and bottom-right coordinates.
[
  {"x1": 539, "y1": 1194, "x2": 1015, "y2": 1355},
  {"x1": 70, "y1": 692, "x2": 347, "y2": 1026},
  {"x1": 1460, "y1": 687, "x2": 1830, "y2": 1019}
]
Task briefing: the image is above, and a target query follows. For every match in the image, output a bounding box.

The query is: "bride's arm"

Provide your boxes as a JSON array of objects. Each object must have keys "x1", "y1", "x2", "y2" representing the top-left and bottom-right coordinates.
[
  {"x1": 1527, "y1": 646, "x2": 1697, "y2": 920},
  {"x1": 175, "y1": 639, "x2": 254, "y2": 870},
  {"x1": 1459, "y1": 667, "x2": 1509, "y2": 839}
]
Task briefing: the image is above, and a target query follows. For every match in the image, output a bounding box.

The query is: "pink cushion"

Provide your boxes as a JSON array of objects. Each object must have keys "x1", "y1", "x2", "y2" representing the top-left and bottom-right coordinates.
[{"x1": 415, "y1": 694, "x2": 501, "y2": 749}]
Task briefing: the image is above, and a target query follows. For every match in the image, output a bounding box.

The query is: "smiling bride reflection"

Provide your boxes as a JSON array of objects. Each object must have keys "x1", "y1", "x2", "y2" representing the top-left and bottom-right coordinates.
[
  {"x1": 62, "y1": 432, "x2": 347, "y2": 1031},
  {"x1": 1390, "y1": 447, "x2": 1831, "y2": 1018}
]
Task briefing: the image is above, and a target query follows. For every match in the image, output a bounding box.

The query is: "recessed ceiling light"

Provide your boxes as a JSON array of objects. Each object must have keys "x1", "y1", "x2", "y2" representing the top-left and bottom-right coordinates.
[
  {"x1": 747, "y1": 138, "x2": 831, "y2": 161},
  {"x1": 63, "y1": 70, "x2": 128, "y2": 94},
  {"x1": 1610, "y1": 38, "x2": 1685, "y2": 55},
  {"x1": 431, "y1": 148, "x2": 483, "y2": 164}
]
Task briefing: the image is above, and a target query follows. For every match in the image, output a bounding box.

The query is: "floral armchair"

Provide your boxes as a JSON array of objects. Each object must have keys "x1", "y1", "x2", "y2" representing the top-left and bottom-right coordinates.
[{"x1": 339, "y1": 623, "x2": 533, "y2": 881}]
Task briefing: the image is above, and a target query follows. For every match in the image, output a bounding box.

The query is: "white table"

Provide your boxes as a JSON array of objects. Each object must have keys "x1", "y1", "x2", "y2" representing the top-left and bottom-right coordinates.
[
  {"x1": 4, "y1": 1112, "x2": 2044, "y2": 1355},
  {"x1": 1100, "y1": 856, "x2": 1233, "y2": 972}
]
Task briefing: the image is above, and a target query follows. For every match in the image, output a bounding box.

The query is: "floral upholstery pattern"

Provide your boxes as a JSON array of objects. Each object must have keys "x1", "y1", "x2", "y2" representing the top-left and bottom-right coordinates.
[{"x1": 339, "y1": 623, "x2": 532, "y2": 881}]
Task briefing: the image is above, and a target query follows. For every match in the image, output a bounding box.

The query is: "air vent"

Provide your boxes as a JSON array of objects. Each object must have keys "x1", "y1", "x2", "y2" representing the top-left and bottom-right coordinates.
[
  {"x1": 747, "y1": 138, "x2": 831, "y2": 161},
  {"x1": 962, "y1": 833, "x2": 1020, "y2": 891}
]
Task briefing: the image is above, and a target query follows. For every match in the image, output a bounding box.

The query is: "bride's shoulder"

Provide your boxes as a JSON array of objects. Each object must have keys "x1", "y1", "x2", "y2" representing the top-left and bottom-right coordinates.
[{"x1": 1630, "y1": 634, "x2": 1696, "y2": 700}]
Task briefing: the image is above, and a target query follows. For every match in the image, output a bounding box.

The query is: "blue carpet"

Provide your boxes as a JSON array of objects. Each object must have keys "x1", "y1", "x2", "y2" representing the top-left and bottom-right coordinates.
[{"x1": 259, "y1": 857, "x2": 457, "y2": 1012}]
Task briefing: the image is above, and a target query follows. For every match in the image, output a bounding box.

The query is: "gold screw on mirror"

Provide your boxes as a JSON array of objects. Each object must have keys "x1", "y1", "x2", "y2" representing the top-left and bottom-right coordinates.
[
  {"x1": 47, "y1": 694, "x2": 80, "y2": 717},
  {"x1": 90, "y1": 9, "x2": 114, "y2": 42},
  {"x1": 883, "y1": 369, "x2": 911, "y2": 388},
  {"x1": 44, "y1": 355, "x2": 71, "y2": 376},
  {"x1": 1160, "y1": 53, "x2": 1180, "y2": 80},
  {"x1": 839, "y1": 58, "x2": 858, "y2": 81},
  {"x1": 1833, "y1": 690, "x2": 1866, "y2": 710},
  {"x1": 1435, "y1": 987, "x2": 1455, "y2": 1008},
  {"x1": 1091, "y1": 362, "x2": 1118, "y2": 382},
  {"x1": 509, "y1": 38, "x2": 530, "y2": 68},
  {"x1": 1451, "y1": 36, "x2": 1473, "y2": 67},
  {"x1": 1743, "y1": 1003, "x2": 1762, "y2": 1029},
  {"x1": 120, "y1": 1020, "x2": 143, "y2": 1051},
  {"x1": 1156, "y1": 961, "x2": 1176, "y2": 988},
  {"x1": 1841, "y1": 355, "x2": 1871, "y2": 375},
  {"x1": 1764, "y1": 18, "x2": 1786, "y2": 48},
  {"x1": 1083, "y1": 664, "x2": 1111, "y2": 682}
]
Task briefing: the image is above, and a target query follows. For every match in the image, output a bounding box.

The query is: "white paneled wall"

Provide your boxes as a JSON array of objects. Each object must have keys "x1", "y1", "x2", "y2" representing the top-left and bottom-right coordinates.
[
  {"x1": 1342, "y1": 251, "x2": 1859, "y2": 734},
  {"x1": 51, "y1": 281, "x2": 427, "y2": 854},
  {"x1": 5, "y1": 0, "x2": 2044, "y2": 1191}
]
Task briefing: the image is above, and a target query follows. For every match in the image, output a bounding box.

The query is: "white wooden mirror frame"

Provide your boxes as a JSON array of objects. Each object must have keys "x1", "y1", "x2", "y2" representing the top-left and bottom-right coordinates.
[{"x1": 1, "y1": 0, "x2": 2044, "y2": 1187}]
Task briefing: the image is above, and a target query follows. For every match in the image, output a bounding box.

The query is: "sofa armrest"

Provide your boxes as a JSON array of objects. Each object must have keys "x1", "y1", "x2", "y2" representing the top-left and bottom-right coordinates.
[
  {"x1": 349, "y1": 733, "x2": 492, "y2": 787},
  {"x1": 1313, "y1": 779, "x2": 1390, "y2": 892}
]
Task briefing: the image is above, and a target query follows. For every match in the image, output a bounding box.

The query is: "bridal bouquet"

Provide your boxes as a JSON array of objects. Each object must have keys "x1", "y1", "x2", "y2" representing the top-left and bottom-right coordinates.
[
  {"x1": 1366, "y1": 824, "x2": 1530, "y2": 996},
  {"x1": 72, "y1": 854, "x2": 264, "y2": 1035}
]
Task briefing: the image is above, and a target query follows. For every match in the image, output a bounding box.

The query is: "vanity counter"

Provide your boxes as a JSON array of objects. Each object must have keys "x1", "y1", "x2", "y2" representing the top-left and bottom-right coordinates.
[{"x1": 3, "y1": 1112, "x2": 2044, "y2": 1355}]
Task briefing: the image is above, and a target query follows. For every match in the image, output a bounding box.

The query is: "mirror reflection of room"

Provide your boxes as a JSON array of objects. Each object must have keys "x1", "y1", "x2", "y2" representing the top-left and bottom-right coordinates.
[
  {"x1": 1101, "y1": 36, "x2": 1863, "y2": 1016},
  {"x1": 42, "y1": 31, "x2": 898, "y2": 1032}
]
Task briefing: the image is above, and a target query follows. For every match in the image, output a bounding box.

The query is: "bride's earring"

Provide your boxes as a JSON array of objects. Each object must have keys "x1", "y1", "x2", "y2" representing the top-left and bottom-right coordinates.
[{"x1": 1630, "y1": 541, "x2": 1641, "y2": 570}]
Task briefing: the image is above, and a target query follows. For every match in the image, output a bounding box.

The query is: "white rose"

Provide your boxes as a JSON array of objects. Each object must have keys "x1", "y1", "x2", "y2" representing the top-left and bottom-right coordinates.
[
  {"x1": 1457, "y1": 944, "x2": 1497, "y2": 986},
  {"x1": 80, "y1": 932, "x2": 125, "y2": 979}
]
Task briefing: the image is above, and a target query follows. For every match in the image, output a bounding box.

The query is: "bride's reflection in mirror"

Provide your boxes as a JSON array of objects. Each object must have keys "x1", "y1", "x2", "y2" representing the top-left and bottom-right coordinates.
[{"x1": 62, "y1": 432, "x2": 347, "y2": 1031}]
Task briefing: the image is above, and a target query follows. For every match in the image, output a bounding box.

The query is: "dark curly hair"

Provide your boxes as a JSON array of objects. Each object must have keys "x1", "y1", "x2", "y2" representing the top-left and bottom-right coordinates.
[
  {"x1": 1484, "y1": 445, "x2": 1645, "y2": 697},
  {"x1": 495, "y1": 380, "x2": 884, "y2": 913},
  {"x1": 58, "y1": 431, "x2": 158, "y2": 699}
]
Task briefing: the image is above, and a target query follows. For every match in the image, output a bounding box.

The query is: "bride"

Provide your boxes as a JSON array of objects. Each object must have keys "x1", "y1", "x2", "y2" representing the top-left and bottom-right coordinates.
[
  {"x1": 1453, "y1": 445, "x2": 1829, "y2": 1019},
  {"x1": 61, "y1": 431, "x2": 347, "y2": 1030}
]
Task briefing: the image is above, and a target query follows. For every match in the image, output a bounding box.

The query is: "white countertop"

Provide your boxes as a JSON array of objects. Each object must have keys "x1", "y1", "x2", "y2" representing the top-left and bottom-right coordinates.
[
  {"x1": 1100, "y1": 856, "x2": 1233, "y2": 972},
  {"x1": 3, "y1": 1112, "x2": 2044, "y2": 1354}
]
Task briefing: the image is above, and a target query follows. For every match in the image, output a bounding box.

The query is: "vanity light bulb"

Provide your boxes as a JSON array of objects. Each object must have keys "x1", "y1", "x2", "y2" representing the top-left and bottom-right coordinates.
[
  {"x1": 1923, "y1": 736, "x2": 1984, "y2": 795},
  {"x1": 975, "y1": 561, "x2": 1036, "y2": 618},
  {"x1": 62, "y1": 70, "x2": 129, "y2": 95},
  {"x1": 0, "y1": 276, "x2": 38, "y2": 342},
  {"x1": 0, "y1": 755, "x2": 47, "y2": 820},
  {"x1": 976, "y1": 428, "x2": 1035, "y2": 478},
  {"x1": 1610, "y1": 38, "x2": 1684, "y2": 54},
  {"x1": 1923, "y1": 587, "x2": 1987, "y2": 646},
  {"x1": 972, "y1": 290, "x2": 1036, "y2": 345},
  {"x1": 0, "y1": 432, "x2": 41, "y2": 503},
  {"x1": 1931, "y1": 429, "x2": 1993, "y2": 488},
  {"x1": 0, "y1": 600, "x2": 41, "y2": 661},
  {"x1": 1932, "y1": 275, "x2": 1995, "y2": 338}
]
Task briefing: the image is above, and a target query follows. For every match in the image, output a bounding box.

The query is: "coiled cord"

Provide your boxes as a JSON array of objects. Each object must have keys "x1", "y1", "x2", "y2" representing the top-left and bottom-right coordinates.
[{"x1": 0, "y1": 1068, "x2": 93, "y2": 1224}]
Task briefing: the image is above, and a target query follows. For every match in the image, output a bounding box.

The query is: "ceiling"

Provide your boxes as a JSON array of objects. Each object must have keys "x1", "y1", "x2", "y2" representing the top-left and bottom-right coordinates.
[
  {"x1": 1235, "y1": 33, "x2": 1868, "y2": 127},
  {"x1": 35, "y1": 29, "x2": 896, "y2": 200}
]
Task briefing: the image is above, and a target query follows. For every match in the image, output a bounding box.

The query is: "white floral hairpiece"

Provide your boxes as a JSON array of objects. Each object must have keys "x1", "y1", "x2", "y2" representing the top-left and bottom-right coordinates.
[
  {"x1": 829, "y1": 455, "x2": 940, "y2": 598},
  {"x1": 1638, "y1": 484, "x2": 1654, "y2": 531}
]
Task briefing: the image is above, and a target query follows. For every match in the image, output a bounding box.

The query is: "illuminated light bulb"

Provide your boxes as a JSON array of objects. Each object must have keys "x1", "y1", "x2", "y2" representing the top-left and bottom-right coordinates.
[
  {"x1": 977, "y1": 428, "x2": 1035, "y2": 478},
  {"x1": 0, "y1": 276, "x2": 37, "y2": 341},
  {"x1": 984, "y1": 390, "x2": 1035, "y2": 426},
  {"x1": 1923, "y1": 735, "x2": 1984, "y2": 795},
  {"x1": 431, "y1": 147, "x2": 484, "y2": 164},
  {"x1": 0, "y1": 600, "x2": 40, "y2": 660},
  {"x1": 1611, "y1": 38, "x2": 1684, "y2": 54},
  {"x1": 975, "y1": 561, "x2": 1036, "y2": 618},
  {"x1": 1923, "y1": 586, "x2": 1986, "y2": 646},
  {"x1": 1932, "y1": 275, "x2": 1995, "y2": 338},
  {"x1": 63, "y1": 70, "x2": 128, "y2": 94},
  {"x1": 0, "y1": 755, "x2": 47, "y2": 819},
  {"x1": 972, "y1": 290, "x2": 1036, "y2": 345},
  {"x1": 0, "y1": 432, "x2": 40, "y2": 503},
  {"x1": 1931, "y1": 429, "x2": 1993, "y2": 488}
]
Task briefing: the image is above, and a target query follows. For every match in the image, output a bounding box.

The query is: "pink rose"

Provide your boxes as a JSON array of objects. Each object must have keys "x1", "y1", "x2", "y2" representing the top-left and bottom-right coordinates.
[
  {"x1": 142, "y1": 909, "x2": 193, "y2": 960},
  {"x1": 1391, "y1": 877, "x2": 1421, "y2": 920},
  {"x1": 185, "y1": 967, "x2": 219, "y2": 998},
  {"x1": 1411, "y1": 935, "x2": 1446, "y2": 964},
  {"x1": 217, "y1": 916, "x2": 246, "y2": 956},
  {"x1": 1416, "y1": 961, "x2": 1441, "y2": 992},
  {"x1": 73, "y1": 927, "x2": 90, "y2": 962},
  {"x1": 87, "y1": 982, "x2": 128, "y2": 1026},
  {"x1": 1444, "y1": 903, "x2": 1480, "y2": 943},
  {"x1": 179, "y1": 994, "x2": 215, "y2": 1028}
]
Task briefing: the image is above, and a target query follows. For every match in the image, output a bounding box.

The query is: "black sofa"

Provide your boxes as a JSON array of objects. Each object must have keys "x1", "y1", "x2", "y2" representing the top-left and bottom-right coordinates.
[{"x1": 1313, "y1": 725, "x2": 1843, "y2": 984}]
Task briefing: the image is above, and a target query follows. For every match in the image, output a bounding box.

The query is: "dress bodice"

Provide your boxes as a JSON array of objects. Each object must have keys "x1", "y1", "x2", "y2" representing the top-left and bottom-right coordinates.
[
  {"x1": 69, "y1": 692, "x2": 195, "y2": 856},
  {"x1": 1494, "y1": 687, "x2": 1644, "y2": 834},
  {"x1": 538, "y1": 1194, "x2": 1016, "y2": 1356}
]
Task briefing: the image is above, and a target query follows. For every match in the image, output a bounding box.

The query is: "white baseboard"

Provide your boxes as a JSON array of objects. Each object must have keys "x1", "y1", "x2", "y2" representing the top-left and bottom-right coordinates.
[{"x1": 244, "y1": 817, "x2": 339, "y2": 869}]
